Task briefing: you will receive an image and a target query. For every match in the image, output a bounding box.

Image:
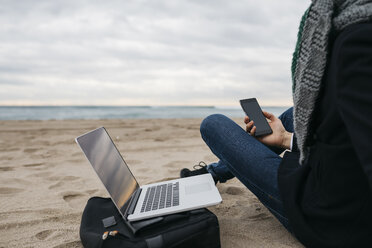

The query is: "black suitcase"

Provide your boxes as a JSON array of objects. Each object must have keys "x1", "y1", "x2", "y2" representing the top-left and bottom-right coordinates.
[{"x1": 80, "y1": 197, "x2": 221, "y2": 248}]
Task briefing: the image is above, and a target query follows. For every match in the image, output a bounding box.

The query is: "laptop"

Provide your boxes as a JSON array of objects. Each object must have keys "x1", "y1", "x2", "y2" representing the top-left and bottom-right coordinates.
[{"x1": 75, "y1": 127, "x2": 222, "y2": 222}]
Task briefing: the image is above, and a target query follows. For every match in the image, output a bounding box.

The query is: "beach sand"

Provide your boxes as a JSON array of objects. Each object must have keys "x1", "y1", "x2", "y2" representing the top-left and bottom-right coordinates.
[{"x1": 0, "y1": 119, "x2": 303, "y2": 248}]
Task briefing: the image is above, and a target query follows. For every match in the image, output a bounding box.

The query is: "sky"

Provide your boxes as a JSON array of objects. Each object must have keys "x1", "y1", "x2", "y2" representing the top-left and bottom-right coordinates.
[{"x1": 0, "y1": 0, "x2": 310, "y2": 106}]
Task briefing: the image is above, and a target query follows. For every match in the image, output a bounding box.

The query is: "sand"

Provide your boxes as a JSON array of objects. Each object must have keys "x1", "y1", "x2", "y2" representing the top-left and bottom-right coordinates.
[{"x1": 0, "y1": 118, "x2": 303, "y2": 248}]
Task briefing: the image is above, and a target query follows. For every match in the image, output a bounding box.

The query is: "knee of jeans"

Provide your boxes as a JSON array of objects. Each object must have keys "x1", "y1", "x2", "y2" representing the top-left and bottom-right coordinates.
[
  {"x1": 200, "y1": 114, "x2": 229, "y2": 140},
  {"x1": 279, "y1": 107, "x2": 293, "y2": 120}
]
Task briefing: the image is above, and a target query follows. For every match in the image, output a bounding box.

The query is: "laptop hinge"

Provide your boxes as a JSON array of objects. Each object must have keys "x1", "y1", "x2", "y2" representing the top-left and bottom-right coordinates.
[{"x1": 125, "y1": 187, "x2": 142, "y2": 219}]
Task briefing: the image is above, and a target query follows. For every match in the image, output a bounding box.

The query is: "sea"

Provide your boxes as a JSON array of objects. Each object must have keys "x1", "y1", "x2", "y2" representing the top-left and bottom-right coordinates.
[{"x1": 0, "y1": 106, "x2": 289, "y2": 120}]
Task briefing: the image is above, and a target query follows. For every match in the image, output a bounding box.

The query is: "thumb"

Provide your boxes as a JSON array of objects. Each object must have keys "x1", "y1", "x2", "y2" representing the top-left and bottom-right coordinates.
[{"x1": 262, "y1": 111, "x2": 276, "y2": 121}]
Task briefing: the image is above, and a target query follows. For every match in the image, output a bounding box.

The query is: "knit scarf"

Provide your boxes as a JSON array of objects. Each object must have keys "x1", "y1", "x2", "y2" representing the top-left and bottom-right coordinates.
[{"x1": 292, "y1": 0, "x2": 372, "y2": 164}]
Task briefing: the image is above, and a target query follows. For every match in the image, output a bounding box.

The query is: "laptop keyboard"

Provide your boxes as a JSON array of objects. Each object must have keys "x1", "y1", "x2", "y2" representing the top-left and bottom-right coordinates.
[{"x1": 140, "y1": 182, "x2": 179, "y2": 213}]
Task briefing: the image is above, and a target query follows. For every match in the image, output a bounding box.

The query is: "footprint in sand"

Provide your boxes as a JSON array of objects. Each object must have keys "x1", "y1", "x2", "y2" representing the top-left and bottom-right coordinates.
[
  {"x1": 63, "y1": 176, "x2": 80, "y2": 181},
  {"x1": 154, "y1": 137, "x2": 169, "y2": 142},
  {"x1": 22, "y1": 163, "x2": 44, "y2": 168},
  {"x1": 35, "y1": 229, "x2": 55, "y2": 240},
  {"x1": 39, "y1": 140, "x2": 51, "y2": 146},
  {"x1": 62, "y1": 192, "x2": 86, "y2": 208},
  {"x1": 0, "y1": 156, "x2": 13, "y2": 161},
  {"x1": 41, "y1": 150, "x2": 58, "y2": 159},
  {"x1": 48, "y1": 181, "x2": 64, "y2": 190},
  {"x1": 186, "y1": 126, "x2": 199, "y2": 130},
  {"x1": 144, "y1": 126, "x2": 161, "y2": 132},
  {"x1": 0, "y1": 166, "x2": 14, "y2": 171},
  {"x1": 225, "y1": 186, "x2": 245, "y2": 195},
  {"x1": 246, "y1": 213, "x2": 273, "y2": 221},
  {"x1": 0, "y1": 187, "x2": 25, "y2": 194},
  {"x1": 23, "y1": 148, "x2": 39, "y2": 153}
]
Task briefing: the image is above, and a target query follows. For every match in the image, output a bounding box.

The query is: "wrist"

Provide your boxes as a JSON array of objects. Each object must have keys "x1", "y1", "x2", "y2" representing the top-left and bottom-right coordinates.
[{"x1": 281, "y1": 131, "x2": 292, "y2": 149}]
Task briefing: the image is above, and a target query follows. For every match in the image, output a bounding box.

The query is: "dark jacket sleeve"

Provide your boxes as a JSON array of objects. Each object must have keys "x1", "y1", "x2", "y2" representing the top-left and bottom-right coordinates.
[{"x1": 336, "y1": 26, "x2": 372, "y2": 191}]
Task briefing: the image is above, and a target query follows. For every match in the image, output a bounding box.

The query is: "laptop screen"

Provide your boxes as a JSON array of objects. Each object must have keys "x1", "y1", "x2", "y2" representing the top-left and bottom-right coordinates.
[{"x1": 76, "y1": 127, "x2": 139, "y2": 215}]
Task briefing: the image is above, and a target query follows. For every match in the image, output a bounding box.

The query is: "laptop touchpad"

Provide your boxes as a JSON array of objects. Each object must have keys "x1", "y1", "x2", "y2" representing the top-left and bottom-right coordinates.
[{"x1": 185, "y1": 182, "x2": 212, "y2": 195}]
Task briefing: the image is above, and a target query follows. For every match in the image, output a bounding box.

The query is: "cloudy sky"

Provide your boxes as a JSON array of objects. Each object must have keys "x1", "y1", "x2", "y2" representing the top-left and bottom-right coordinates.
[{"x1": 0, "y1": 0, "x2": 309, "y2": 106}]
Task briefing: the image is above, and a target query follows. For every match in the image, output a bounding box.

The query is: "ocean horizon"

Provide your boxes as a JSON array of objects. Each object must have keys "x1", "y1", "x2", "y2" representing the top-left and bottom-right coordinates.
[{"x1": 0, "y1": 106, "x2": 290, "y2": 120}]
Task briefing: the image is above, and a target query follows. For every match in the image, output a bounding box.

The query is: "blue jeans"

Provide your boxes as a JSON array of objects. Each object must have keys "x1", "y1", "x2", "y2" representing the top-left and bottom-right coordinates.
[{"x1": 201, "y1": 107, "x2": 294, "y2": 231}]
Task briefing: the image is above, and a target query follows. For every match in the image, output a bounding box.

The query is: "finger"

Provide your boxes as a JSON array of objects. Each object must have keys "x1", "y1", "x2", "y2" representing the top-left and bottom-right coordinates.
[
  {"x1": 245, "y1": 121, "x2": 254, "y2": 132},
  {"x1": 244, "y1": 116, "x2": 250, "y2": 124},
  {"x1": 262, "y1": 111, "x2": 275, "y2": 121},
  {"x1": 250, "y1": 126, "x2": 256, "y2": 136}
]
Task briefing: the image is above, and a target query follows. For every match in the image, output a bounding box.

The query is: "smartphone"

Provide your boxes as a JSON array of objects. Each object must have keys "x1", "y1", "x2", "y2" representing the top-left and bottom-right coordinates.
[{"x1": 240, "y1": 98, "x2": 272, "y2": 136}]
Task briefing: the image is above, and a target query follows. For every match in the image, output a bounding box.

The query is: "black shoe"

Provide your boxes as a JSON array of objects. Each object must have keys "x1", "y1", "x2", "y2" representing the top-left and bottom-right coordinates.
[{"x1": 180, "y1": 162, "x2": 218, "y2": 184}]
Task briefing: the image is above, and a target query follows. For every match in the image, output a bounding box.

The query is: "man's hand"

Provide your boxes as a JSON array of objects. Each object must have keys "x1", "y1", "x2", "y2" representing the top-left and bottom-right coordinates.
[{"x1": 244, "y1": 111, "x2": 292, "y2": 149}]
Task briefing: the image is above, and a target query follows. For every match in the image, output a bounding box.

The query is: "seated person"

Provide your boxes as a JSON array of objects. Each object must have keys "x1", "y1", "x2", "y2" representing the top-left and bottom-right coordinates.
[{"x1": 181, "y1": 1, "x2": 372, "y2": 247}]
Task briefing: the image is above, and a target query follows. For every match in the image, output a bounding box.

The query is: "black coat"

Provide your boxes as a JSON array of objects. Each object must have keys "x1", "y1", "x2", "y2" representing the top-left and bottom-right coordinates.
[{"x1": 278, "y1": 22, "x2": 372, "y2": 247}]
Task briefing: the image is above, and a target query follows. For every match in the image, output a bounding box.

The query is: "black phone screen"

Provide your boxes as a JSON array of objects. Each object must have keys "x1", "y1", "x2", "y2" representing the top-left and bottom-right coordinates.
[{"x1": 240, "y1": 98, "x2": 272, "y2": 136}]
